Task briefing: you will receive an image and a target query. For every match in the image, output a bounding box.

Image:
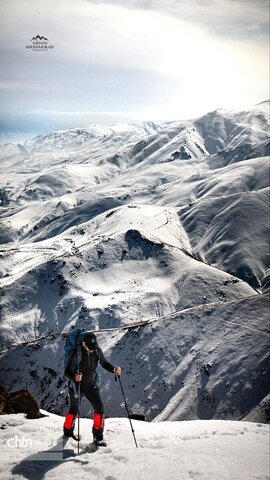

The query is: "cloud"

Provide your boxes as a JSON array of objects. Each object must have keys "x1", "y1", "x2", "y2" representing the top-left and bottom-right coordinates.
[
  {"x1": 87, "y1": 0, "x2": 269, "y2": 38},
  {"x1": 0, "y1": 0, "x2": 268, "y2": 131}
]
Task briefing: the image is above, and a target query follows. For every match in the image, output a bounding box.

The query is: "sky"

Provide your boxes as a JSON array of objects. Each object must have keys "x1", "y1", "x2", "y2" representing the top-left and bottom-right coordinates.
[{"x1": 0, "y1": 0, "x2": 269, "y2": 137}]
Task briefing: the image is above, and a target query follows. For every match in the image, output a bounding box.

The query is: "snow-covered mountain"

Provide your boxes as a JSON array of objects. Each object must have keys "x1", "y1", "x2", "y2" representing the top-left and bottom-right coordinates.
[{"x1": 0, "y1": 102, "x2": 269, "y2": 422}]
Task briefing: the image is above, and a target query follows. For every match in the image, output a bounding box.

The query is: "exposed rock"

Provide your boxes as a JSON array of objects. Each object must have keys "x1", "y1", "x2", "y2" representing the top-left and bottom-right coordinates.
[
  {"x1": 0, "y1": 384, "x2": 9, "y2": 415},
  {"x1": 241, "y1": 393, "x2": 270, "y2": 424},
  {"x1": 0, "y1": 384, "x2": 44, "y2": 419},
  {"x1": 129, "y1": 413, "x2": 145, "y2": 421}
]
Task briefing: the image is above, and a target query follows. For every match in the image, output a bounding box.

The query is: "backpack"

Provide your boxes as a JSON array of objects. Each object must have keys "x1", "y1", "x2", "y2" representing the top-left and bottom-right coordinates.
[
  {"x1": 64, "y1": 327, "x2": 86, "y2": 372},
  {"x1": 64, "y1": 327, "x2": 100, "y2": 377}
]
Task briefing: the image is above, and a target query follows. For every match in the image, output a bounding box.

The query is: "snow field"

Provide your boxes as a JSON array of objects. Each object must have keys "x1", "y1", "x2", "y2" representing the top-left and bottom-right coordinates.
[{"x1": 0, "y1": 412, "x2": 269, "y2": 480}]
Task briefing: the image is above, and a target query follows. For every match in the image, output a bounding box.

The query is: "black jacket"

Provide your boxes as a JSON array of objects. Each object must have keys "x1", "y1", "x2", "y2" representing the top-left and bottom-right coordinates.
[{"x1": 64, "y1": 346, "x2": 115, "y2": 393}]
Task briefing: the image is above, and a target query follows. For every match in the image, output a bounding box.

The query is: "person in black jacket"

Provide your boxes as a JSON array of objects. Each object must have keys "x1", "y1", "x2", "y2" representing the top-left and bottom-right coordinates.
[{"x1": 63, "y1": 332, "x2": 121, "y2": 444}]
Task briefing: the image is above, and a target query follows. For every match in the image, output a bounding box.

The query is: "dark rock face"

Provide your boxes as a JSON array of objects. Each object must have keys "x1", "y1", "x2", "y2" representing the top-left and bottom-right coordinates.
[
  {"x1": 129, "y1": 414, "x2": 145, "y2": 421},
  {"x1": 0, "y1": 384, "x2": 9, "y2": 415},
  {"x1": 241, "y1": 393, "x2": 270, "y2": 424},
  {"x1": 0, "y1": 384, "x2": 44, "y2": 419},
  {"x1": 125, "y1": 229, "x2": 163, "y2": 259}
]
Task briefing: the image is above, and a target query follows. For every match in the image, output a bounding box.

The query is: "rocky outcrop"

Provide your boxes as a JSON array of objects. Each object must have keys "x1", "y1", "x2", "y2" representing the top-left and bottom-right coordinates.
[
  {"x1": 0, "y1": 384, "x2": 44, "y2": 419},
  {"x1": 241, "y1": 394, "x2": 270, "y2": 424}
]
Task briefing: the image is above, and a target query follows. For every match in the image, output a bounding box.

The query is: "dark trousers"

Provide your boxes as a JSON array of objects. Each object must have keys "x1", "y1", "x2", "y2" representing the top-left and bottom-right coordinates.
[
  {"x1": 64, "y1": 384, "x2": 105, "y2": 440},
  {"x1": 68, "y1": 384, "x2": 105, "y2": 415}
]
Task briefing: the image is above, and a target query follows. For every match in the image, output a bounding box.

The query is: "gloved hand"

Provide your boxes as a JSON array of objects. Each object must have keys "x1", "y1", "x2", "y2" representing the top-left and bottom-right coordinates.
[{"x1": 114, "y1": 366, "x2": 121, "y2": 376}]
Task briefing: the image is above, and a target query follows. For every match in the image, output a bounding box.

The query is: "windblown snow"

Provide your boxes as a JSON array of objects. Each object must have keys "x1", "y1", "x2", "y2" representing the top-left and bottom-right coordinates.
[{"x1": 0, "y1": 101, "x2": 269, "y2": 477}]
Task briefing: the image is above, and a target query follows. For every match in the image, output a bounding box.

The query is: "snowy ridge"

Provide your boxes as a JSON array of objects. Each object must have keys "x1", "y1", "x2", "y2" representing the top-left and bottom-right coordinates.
[
  {"x1": 0, "y1": 203, "x2": 256, "y2": 349},
  {"x1": 0, "y1": 293, "x2": 267, "y2": 356},
  {"x1": 0, "y1": 102, "x2": 269, "y2": 424}
]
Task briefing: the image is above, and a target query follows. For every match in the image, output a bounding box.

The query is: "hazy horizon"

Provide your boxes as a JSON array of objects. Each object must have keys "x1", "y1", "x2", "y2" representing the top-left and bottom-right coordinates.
[{"x1": 0, "y1": 0, "x2": 269, "y2": 139}]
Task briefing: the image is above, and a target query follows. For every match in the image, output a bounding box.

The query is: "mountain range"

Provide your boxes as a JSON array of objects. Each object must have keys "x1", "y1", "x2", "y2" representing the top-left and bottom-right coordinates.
[{"x1": 0, "y1": 101, "x2": 269, "y2": 422}]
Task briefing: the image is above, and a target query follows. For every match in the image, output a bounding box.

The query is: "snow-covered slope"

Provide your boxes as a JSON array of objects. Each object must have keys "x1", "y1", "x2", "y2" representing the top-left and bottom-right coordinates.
[
  {"x1": 1, "y1": 291, "x2": 267, "y2": 421},
  {"x1": 0, "y1": 102, "x2": 269, "y2": 423},
  {"x1": 0, "y1": 412, "x2": 269, "y2": 480},
  {"x1": 179, "y1": 157, "x2": 269, "y2": 288},
  {"x1": 0, "y1": 203, "x2": 255, "y2": 347}
]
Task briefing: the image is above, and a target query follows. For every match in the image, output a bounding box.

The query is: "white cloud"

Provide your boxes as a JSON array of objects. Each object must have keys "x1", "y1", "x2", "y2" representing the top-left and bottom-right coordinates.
[
  {"x1": 87, "y1": 0, "x2": 269, "y2": 34},
  {"x1": 0, "y1": 0, "x2": 268, "y2": 125}
]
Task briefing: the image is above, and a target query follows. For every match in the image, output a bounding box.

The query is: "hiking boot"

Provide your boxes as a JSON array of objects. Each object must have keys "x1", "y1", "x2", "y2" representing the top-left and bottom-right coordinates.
[
  {"x1": 93, "y1": 436, "x2": 107, "y2": 447},
  {"x1": 63, "y1": 427, "x2": 79, "y2": 440}
]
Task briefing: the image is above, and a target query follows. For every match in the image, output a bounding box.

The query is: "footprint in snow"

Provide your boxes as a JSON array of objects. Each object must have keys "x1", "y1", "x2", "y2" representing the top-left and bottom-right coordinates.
[
  {"x1": 188, "y1": 470, "x2": 202, "y2": 478},
  {"x1": 139, "y1": 439, "x2": 166, "y2": 449},
  {"x1": 81, "y1": 444, "x2": 98, "y2": 454},
  {"x1": 113, "y1": 454, "x2": 128, "y2": 463},
  {"x1": 82, "y1": 465, "x2": 101, "y2": 476}
]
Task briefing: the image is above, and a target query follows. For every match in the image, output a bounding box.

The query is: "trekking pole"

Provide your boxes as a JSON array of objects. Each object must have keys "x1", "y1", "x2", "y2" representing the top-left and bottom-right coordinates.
[
  {"x1": 77, "y1": 380, "x2": 81, "y2": 455},
  {"x1": 115, "y1": 374, "x2": 138, "y2": 448},
  {"x1": 77, "y1": 362, "x2": 81, "y2": 456}
]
